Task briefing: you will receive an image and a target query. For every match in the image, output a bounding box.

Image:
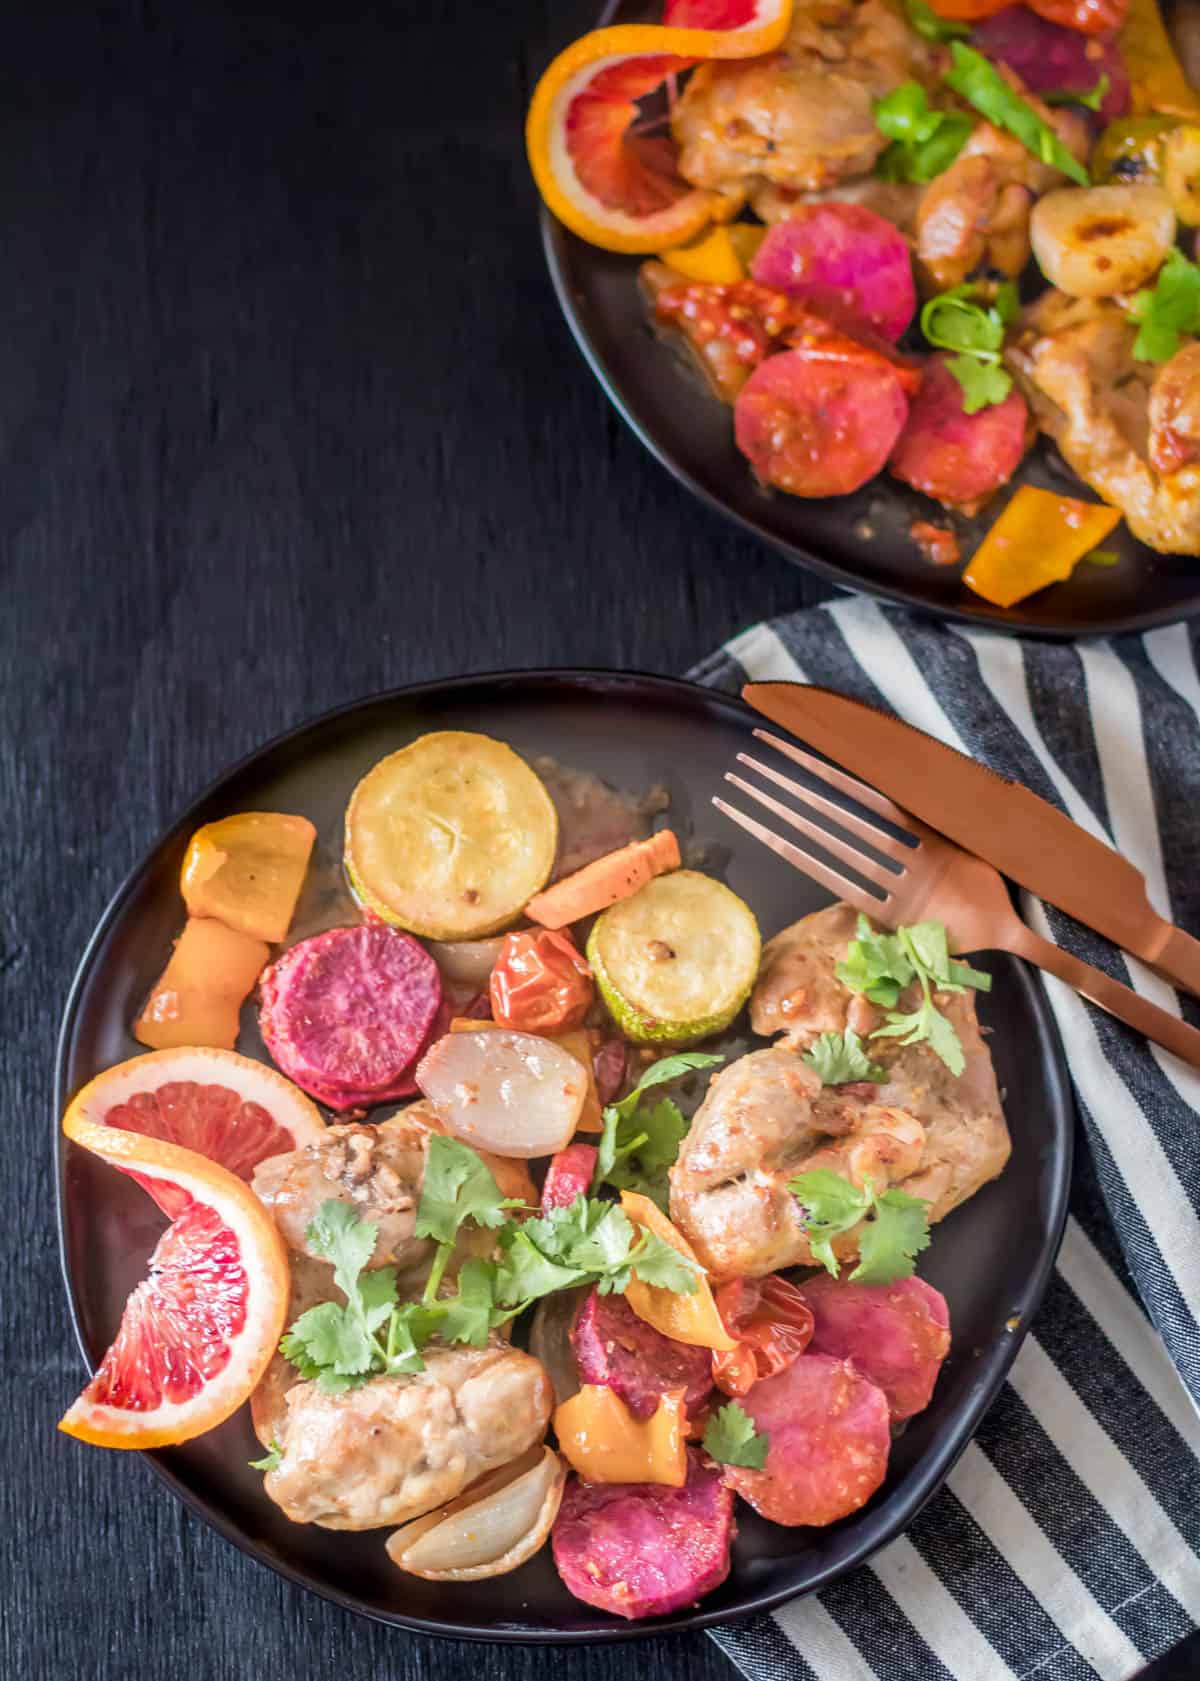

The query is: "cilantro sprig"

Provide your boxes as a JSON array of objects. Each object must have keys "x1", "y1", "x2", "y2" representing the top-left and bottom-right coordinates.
[
  {"x1": 836, "y1": 915, "x2": 990, "y2": 1076},
  {"x1": 1127, "y1": 247, "x2": 1200, "y2": 364},
  {"x1": 703, "y1": 1401, "x2": 769, "y2": 1469},
  {"x1": 249, "y1": 1438, "x2": 283, "y2": 1472},
  {"x1": 943, "y1": 44, "x2": 1089, "y2": 186},
  {"x1": 494, "y1": 1194, "x2": 702, "y2": 1311},
  {"x1": 802, "y1": 1028, "x2": 885, "y2": 1087},
  {"x1": 593, "y1": 1052, "x2": 722, "y2": 1211},
  {"x1": 904, "y1": 0, "x2": 969, "y2": 41},
  {"x1": 1043, "y1": 72, "x2": 1110, "y2": 113},
  {"x1": 788, "y1": 1169, "x2": 931, "y2": 1286},
  {"x1": 874, "y1": 82, "x2": 972, "y2": 184},
  {"x1": 920, "y1": 282, "x2": 1019, "y2": 414}
]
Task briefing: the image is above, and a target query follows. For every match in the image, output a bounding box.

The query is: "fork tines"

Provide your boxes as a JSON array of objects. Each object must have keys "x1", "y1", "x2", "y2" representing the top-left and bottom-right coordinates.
[{"x1": 713, "y1": 732, "x2": 921, "y2": 918}]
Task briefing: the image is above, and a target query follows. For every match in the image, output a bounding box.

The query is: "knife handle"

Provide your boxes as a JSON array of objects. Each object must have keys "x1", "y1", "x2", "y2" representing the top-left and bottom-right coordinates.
[
  {"x1": 1146, "y1": 921, "x2": 1200, "y2": 1000},
  {"x1": 1009, "y1": 926, "x2": 1200, "y2": 1068}
]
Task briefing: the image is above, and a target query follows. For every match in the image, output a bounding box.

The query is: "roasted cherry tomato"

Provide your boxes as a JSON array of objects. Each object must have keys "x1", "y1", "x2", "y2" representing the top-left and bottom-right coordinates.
[
  {"x1": 922, "y1": 0, "x2": 1013, "y2": 21},
  {"x1": 1025, "y1": 0, "x2": 1129, "y2": 34},
  {"x1": 489, "y1": 928, "x2": 594, "y2": 1034},
  {"x1": 711, "y1": 1275, "x2": 815, "y2": 1397}
]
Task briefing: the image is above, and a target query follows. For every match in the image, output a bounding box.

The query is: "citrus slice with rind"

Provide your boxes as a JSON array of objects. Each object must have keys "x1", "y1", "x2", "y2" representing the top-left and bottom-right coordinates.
[
  {"x1": 64, "y1": 1047, "x2": 326, "y2": 1217},
  {"x1": 526, "y1": 0, "x2": 793, "y2": 254},
  {"x1": 59, "y1": 1119, "x2": 289, "y2": 1449}
]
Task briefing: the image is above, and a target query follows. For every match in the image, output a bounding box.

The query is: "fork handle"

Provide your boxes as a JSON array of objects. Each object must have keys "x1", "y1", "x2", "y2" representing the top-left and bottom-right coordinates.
[{"x1": 1008, "y1": 925, "x2": 1200, "y2": 1068}]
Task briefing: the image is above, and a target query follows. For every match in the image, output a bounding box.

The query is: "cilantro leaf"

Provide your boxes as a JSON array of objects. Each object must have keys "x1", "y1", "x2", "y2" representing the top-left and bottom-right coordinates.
[
  {"x1": 943, "y1": 44, "x2": 1089, "y2": 186},
  {"x1": 628, "y1": 1229, "x2": 702, "y2": 1295},
  {"x1": 570, "y1": 1203, "x2": 639, "y2": 1277},
  {"x1": 435, "y1": 1259, "x2": 499, "y2": 1348},
  {"x1": 835, "y1": 914, "x2": 913, "y2": 1007},
  {"x1": 904, "y1": 0, "x2": 969, "y2": 39},
  {"x1": 836, "y1": 916, "x2": 989, "y2": 1074},
  {"x1": 789, "y1": 1171, "x2": 931, "y2": 1286},
  {"x1": 1042, "y1": 72, "x2": 1110, "y2": 112},
  {"x1": 305, "y1": 1199, "x2": 379, "y2": 1300},
  {"x1": 948, "y1": 354, "x2": 1013, "y2": 414},
  {"x1": 874, "y1": 83, "x2": 970, "y2": 183},
  {"x1": 802, "y1": 1028, "x2": 886, "y2": 1086},
  {"x1": 415, "y1": 1134, "x2": 527, "y2": 1246},
  {"x1": 703, "y1": 1401, "x2": 769, "y2": 1469},
  {"x1": 920, "y1": 287, "x2": 1015, "y2": 412},
  {"x1": 249, "y1": 1438, "x2": 283, "y2": 1472},
  {"x1": 281, "y1": 1299, "x2": 377, "y2": 1378},
  {"x1": 357, "y1": 1266, "x2": 400, "y2": 1333},
  {"x1": 594, "y1": 1052, "x2": 721, "y2": 1210},
  {"x1": 851, "y1": 1187, "x2": 932, "y2": 1285},
  {"x1": 494, "y1": 1229, "x2": 589, "y2": 1307},
  {"x1": 1127, "y1": 247, "x2": 1200, "y2": 363}
]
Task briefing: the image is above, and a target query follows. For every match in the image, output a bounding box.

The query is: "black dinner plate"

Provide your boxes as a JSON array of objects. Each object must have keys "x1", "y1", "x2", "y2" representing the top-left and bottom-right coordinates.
[
  {"x1": 541, "y1": 1, "x2": 1200, "y2": 637},
  {"x1": 56, "y1": 669, "x2": 1072, "y2": 1642}
]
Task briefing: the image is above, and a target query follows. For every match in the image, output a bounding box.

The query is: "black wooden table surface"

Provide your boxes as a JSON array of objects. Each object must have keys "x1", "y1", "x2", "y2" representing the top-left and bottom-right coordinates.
[{"x1": 6, "y1": 1, "x2": 1194, "y2": 1676}]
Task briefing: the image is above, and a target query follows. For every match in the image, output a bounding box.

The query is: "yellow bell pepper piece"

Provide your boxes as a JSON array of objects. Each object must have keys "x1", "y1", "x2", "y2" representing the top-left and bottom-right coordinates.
[
  {"x1": 449, "y1": 1020, "x2": 602, "y2": 1131},
  {"x1": 134, "y1": 917, "x2": 269, "y2": 1051},
  {"x1": 1119, "y1": 0, "x2": 1200, "y2": 120},
  {"x1": 660, "y1": 225, "x2": 745, "y2": 285},
  {"x1": 963, "y1": 488, "x2": 1123, "y2": 609},
  {"x1": 554, "y1": 1385, "x2": 688, "y2": 1486},
  {"x1": 727, "y1": 223, "x2": 767, "y2": 270},
  {"x1": 181, "y1": 812, "x2": 316, "y2": 943},
  {"x1": 620, "y1": 1191, "x2": 738, "y2": 1350}
]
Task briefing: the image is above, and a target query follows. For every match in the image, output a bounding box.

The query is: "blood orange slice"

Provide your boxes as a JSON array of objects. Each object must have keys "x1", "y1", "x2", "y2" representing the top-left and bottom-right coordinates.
[
  {"x1": 63, "y1": 1047, "x2": 326, "y2": 1218},
  {"x1": 59, "y1": 1119, "x2": 289, "y2": 1449},
  {"x1": 526, "y1": 1, "x2": 793, "y2": 254}
]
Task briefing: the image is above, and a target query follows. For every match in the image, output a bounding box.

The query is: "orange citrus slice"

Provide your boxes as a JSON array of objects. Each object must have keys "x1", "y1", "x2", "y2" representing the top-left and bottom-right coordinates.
[
  {"x1": 64, "y1": 1047, "x2": 326, "y2": 1217},
  {"x1": 526, "y1": 0, "x2": 793, "y2": 254},
  {"x1": 59, "y1": 1119, "x2": 289, "y2": 1449}
]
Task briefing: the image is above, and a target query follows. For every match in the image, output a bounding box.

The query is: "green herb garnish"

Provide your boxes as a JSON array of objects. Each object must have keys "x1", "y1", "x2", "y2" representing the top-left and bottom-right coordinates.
[
  {"x1": 593, "y1": 1052, "x2": 722, "y2": 1211},
  {"x1": 1043, "y1": 72, "x2": 1110, "y2": 113},
  {"x1": 920, "y1": 283, "x2": 1018, "y2": 414},
  {"x1": 904, "y1": 0, "x2": 970, "y2": 40},
  {"x1": 494, "y1": 1194, "x2": 701, "y2": 1310},
  {"x1": 249, "y1": 1438, "x2": 283, "y2": 1472},
  {"x1": 1127, "y1": 247, "x2": 1200, "y2": 363},
  {"x1": 836, "y1": 915, "x2": 990, "y2": 1076},
  {"x1": 703, "y1": 1401, "x2": 769, "y2": 1469},
  {"x1": 788, "y1": 1169, "x2": 932, "y2": 1286},
  {"x1": 802, "y1": 1028, "x2": 886, "y2": 1086},
  {"x1": 944, "y1": 44, "x2": 1089, "y2": 186},
  {"x1": 875, "y1": 81, "x2": 972, "y2": 183}
]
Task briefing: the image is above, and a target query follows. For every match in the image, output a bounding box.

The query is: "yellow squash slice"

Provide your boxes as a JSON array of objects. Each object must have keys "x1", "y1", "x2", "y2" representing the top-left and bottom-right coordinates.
[{"x1": 345, "y1": 731, "x2": 558, "y2": 940}]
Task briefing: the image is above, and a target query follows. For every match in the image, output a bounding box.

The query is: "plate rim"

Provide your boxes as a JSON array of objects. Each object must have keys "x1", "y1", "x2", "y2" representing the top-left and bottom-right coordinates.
[{"x1": 54, "y1": 666, "x2": 1075, "y2": 1644}]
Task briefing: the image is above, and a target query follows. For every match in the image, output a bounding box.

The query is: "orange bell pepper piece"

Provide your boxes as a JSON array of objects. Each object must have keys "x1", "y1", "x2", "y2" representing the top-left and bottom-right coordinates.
[
  {"x1": 449, "y1": 1020, "x2": 603, "y2": 1131},
  {"x1": 554, "y1": 1385, "x2": 688, "y2": 1486},
  {"x1": 620, "y1": 1191, "x2": 738, "y2": 1351},
  {"x1": 661, "y1": 225, "x2": 746, "y2": 285},
  {"x1": 181, "y1": 812, "x2": 316, "y2": 943},
  {"x1": 1120, "y1": 0, "x2": 1200, "y2": 119},
  {"x1": 134, "y1": 917, "x2": 269, "y2": 1051},
  {"x1": 963, "y1": 488, "x2": 1123, "y2": 608}
]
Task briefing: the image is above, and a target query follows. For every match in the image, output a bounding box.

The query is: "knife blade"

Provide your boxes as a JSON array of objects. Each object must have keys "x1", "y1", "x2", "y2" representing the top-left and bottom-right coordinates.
[{"x1": 742, "y1": 680, "x2": 1200, "y2": 998}]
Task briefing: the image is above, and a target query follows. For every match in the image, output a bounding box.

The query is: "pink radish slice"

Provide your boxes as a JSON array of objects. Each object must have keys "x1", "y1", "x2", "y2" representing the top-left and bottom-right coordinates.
[
  {"x1": 542, "y1": 1143, "x2": 599, "y2": 1211},
  {"x1": 798, "y1": 1274, "x2": 950, "y2": 1420},
  {"x1": 415, "y1": 1027, "x2": 586, "y2": 1157},
  {"x1": 552, "y1": 1448, "x2": 733, "y2": 1620},
  {"x1": 888, "y1": 354, "x2": 1028, "y2": 510},
  {"x1": 750, "y1": 204, "x2": 916, "y2": 342},
  {"x1": 570, "y1": 1288, "x2": 713, "y2": 1418},
  {"x1": 971, "y1": 9, "x2": 1129, "y2": 124},
  {"x1": 734, "y1": 349, "x2": 909, "y2": 498}
]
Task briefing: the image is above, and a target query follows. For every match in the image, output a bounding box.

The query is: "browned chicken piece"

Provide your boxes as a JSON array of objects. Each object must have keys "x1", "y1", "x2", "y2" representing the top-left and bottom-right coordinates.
[
  {"x1": 751, "y1": 176, "x2": 922, "y2": 232},
  {"x1": 915, "y1": 107, "x2": 1090, "y2": 293},
  {"x1": 251, "y1": 1111, "x2": 434, "y2": 1272},
  {"x1": 263, "y1": 1345, "x2": 552, "y2": 1530},
  {"x1": 251, "y1": 1254, "x2": 337, "y2": 1448},
  {"x1": 1008, "y1": 290, "x2": 1200, "y2": 554},
  {"x1": 670, "y1": 903, "x2": 1011, "y2": 1279},
  {"x1": 672, "y1": 0, "x2": 928, "y2": 198}
]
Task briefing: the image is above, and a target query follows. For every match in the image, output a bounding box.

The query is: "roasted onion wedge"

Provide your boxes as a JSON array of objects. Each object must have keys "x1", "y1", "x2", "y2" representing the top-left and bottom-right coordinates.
[
  {"x1": 415, "y1": 1027, "x2": 587, "y2": 1157},
  {"x1": 385, "y1": 1446, "x2": 566, "y2": 1581}
]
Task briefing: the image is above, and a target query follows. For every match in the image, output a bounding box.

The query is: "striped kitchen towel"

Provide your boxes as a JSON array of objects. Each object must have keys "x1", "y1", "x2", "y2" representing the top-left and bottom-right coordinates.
[{"x1": 691, "y1": 597, "x2": 1200, "y2": 1681}]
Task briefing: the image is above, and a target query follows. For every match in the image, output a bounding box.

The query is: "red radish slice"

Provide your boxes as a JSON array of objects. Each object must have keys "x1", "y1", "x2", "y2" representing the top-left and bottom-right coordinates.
[
  {"x1": 416, "y1": 1028, "x2": 587, "y2": 1158},
  {"x1": 258, "y1": 925, "x2": 441, "y2": 1107},
  {"x1": 750, "y1": 204, "x2": 917, "y2": 343},
  {"x1": 734, "y1": 349, "x2": 909, "y2": 498},
  {"x1": 64, "y1": 1047, "x2": 326, "y2": 1218},
  {"x1": 889, "y1": 353, "x2": 1029, "y2": 511},
  {"x1": 722, "y1": 1353, "x2": 890, "y2": 1525},
  {"x1": 798, "y1": 1274, "x2": 951, "y2": 1420},
  {"x1": 552, "y1": 1448, "x2": 733, "y2": 1619},
  {"x1": 570, "y1": 1289, "x2": 714, "y2": 1418},
  {"x1": 971, "y1": 9, "x2": 1129, "y2": 121},
  {"x1": 542, "y1": 1142, "x2": 599, "y2": 1211}
]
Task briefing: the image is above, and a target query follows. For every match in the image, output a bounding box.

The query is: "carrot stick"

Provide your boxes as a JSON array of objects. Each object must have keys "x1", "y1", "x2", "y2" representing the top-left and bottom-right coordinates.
[{"x1": 524, "y1": 831, "x2": 681, "y2": 929}]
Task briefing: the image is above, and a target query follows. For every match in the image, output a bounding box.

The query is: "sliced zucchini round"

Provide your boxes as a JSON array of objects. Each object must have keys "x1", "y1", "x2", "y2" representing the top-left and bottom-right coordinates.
[
  {"x1": 587, "y1": 870, "x2": 760, "y2": 1045},
  {"x1": 344, "y1": 731, "x2": 558, "y2": 940}
]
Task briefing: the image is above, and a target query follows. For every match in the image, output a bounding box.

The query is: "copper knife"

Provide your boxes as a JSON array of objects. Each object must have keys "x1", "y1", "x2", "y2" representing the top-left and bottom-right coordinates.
[{"x1": 743, "y1": 680, "x2": 1200, "y2": 998}]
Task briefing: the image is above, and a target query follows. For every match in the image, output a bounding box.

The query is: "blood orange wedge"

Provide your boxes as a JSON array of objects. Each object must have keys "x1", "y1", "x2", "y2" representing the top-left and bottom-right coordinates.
[
  {"x1": 59, "y1": 1119, "x2": 289, "y2": 1449},
  {"x1": 63, "y1": 1047, "x2": 326, "y2": 1217},
  {"x1": 526, "y1": 0, "x2": 792, "y2": 254}
]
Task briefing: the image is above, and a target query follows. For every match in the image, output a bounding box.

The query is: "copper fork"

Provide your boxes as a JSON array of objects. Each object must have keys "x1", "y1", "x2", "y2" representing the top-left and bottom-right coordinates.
[{"x1": 715, "y1": 729, "x2": 1200, "y2": 1069}]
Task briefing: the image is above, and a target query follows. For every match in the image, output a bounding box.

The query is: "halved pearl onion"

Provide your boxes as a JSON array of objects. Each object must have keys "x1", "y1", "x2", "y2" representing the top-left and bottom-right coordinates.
[
  {"x1": 415, "y1": 1028, "x2": 586, "y2": 1157},
  {"x1": 386, "y1": 1447, "x2": 565, "y2": 1581}
]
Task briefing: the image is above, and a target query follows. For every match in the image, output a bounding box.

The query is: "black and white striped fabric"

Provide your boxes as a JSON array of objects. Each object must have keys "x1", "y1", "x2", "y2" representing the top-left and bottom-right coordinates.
[{"x1": 690, "y1": 598, "x2": 1200, "y2": 1681}]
